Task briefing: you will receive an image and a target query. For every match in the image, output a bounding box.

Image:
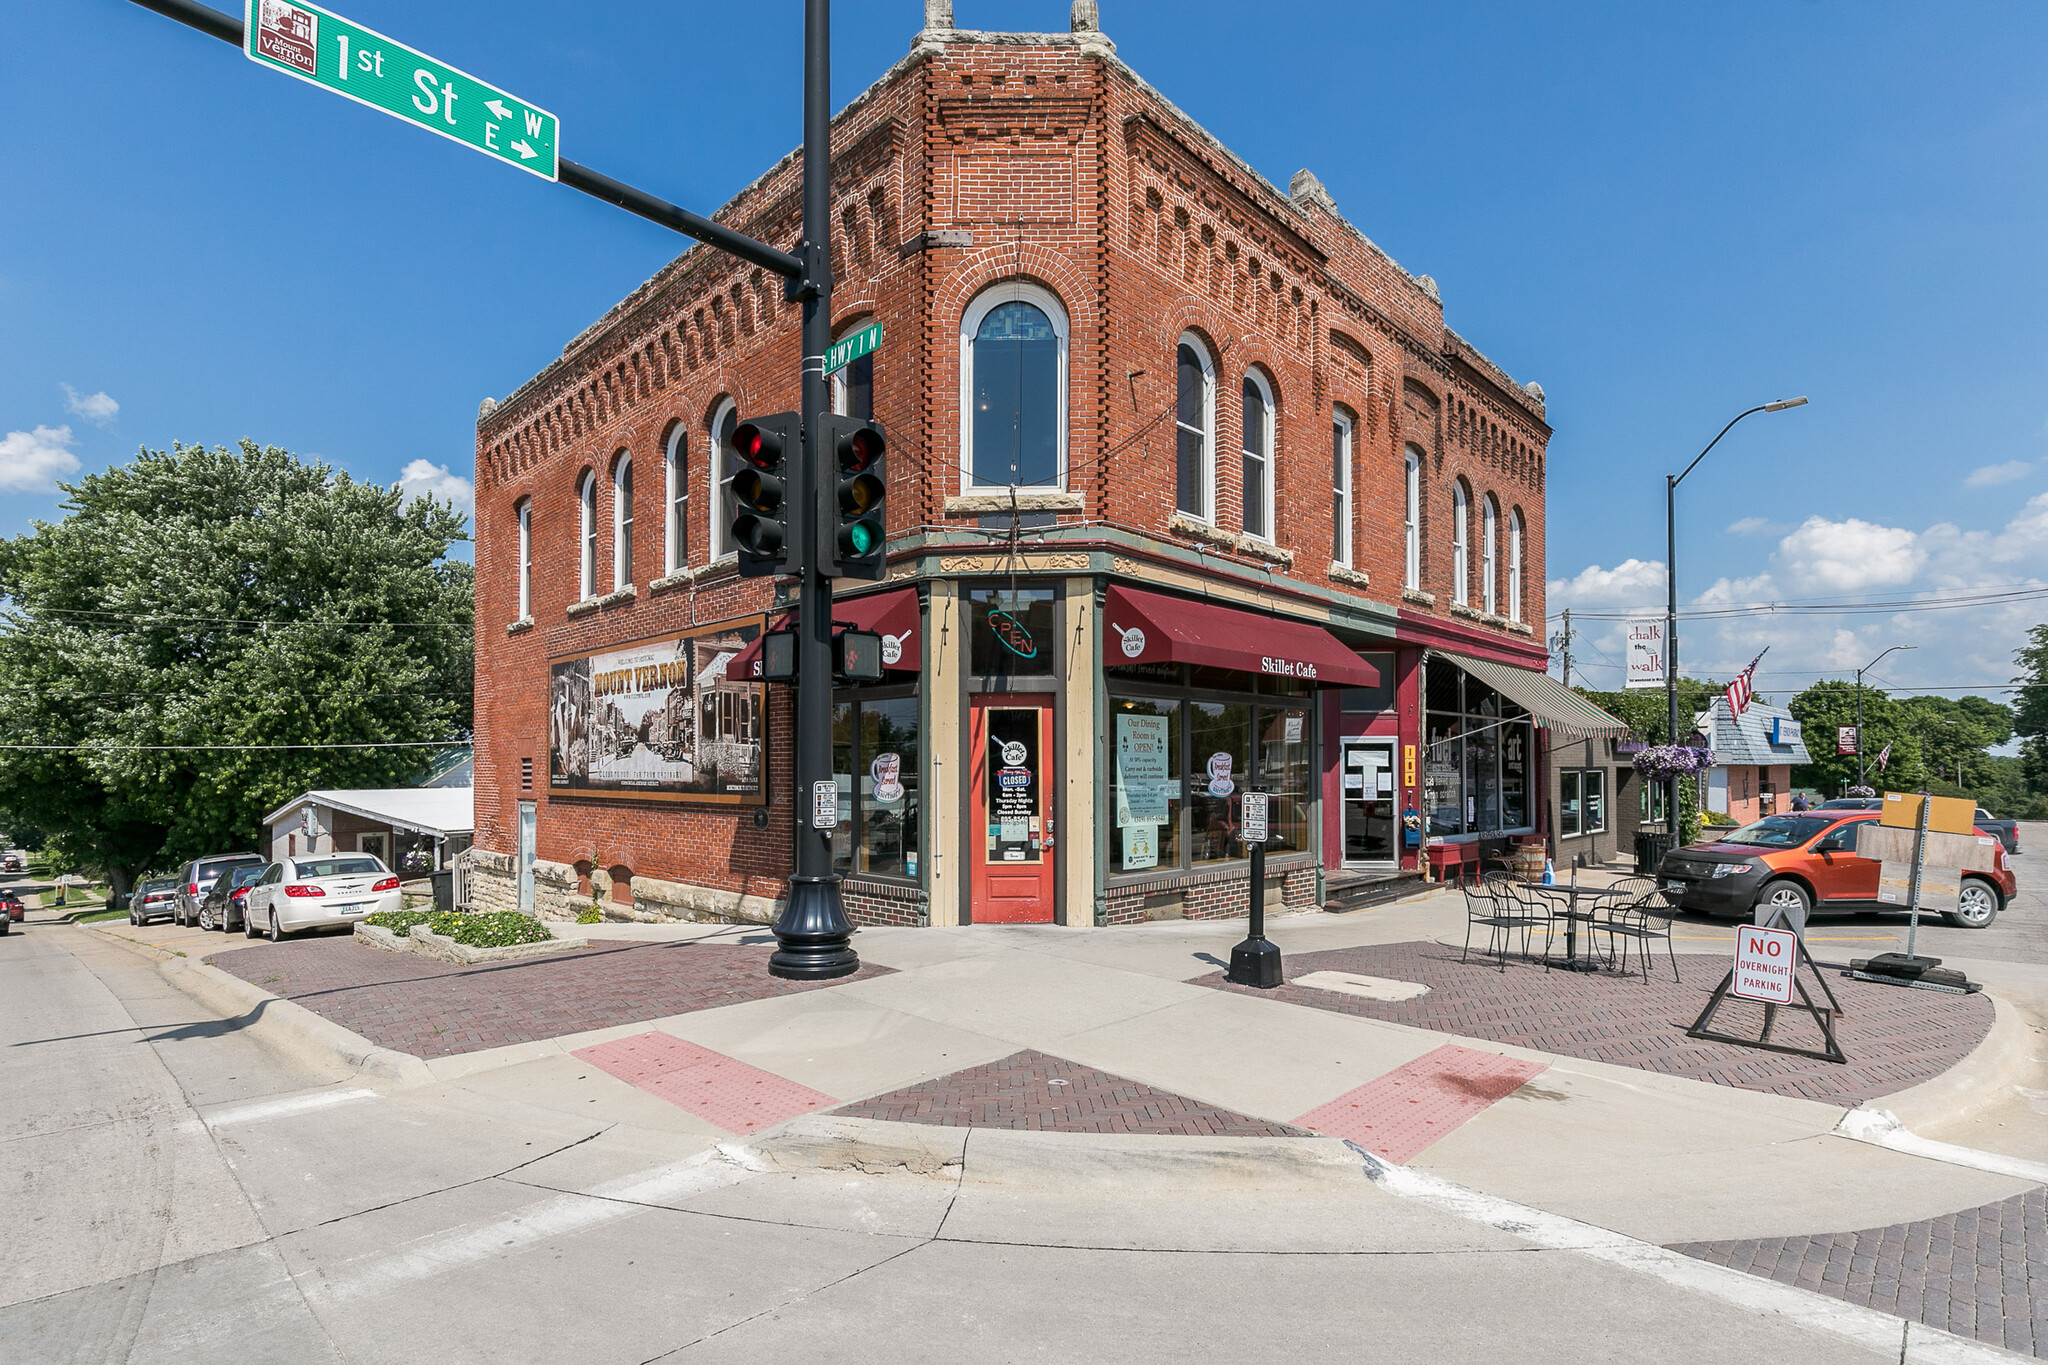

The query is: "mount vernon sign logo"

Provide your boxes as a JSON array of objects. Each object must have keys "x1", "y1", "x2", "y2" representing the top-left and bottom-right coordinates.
[{"x1": 255, "y1": 0, "x2": 318, "y2": 74}]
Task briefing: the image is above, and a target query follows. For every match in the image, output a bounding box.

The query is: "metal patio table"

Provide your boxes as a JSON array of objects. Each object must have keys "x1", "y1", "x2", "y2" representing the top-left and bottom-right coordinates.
[{"x1": 1528, "y1": 877, "x2": 1617, "y2": 973}]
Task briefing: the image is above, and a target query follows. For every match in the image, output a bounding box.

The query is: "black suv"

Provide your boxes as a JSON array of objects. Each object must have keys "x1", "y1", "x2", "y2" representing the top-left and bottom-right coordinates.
[{"x1": 198, "y1": 863, "x2": 269, "y2": 933}]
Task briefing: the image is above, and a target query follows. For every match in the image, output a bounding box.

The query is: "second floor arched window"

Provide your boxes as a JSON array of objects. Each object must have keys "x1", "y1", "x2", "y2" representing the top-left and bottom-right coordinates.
[
  {"x1": 1482, "y1": 494, "x2": 1498, "y2": 615},
  {"x1": 515, "y1": 499, "x2": 531, "y2": 620},
  {"x1": 577, "y1": 471, "x2": 596, "y2": 600},
  {"x1": 1403, "y1": 447, "x2": 1421, "y2": 590},
  {"x1": 1452, "y1": 480, "x2": 1470, "y2": 605},
  {"x1": 664, "y1": 426, "x2": 687, "y2": 576},
  {"x1": 613, "y1": 454, "x2": 633, "y2": 590},
  {"x1": 708, "y1": 398, "x2": 737, "y2": 560},
  {"x1": 1175, "y1": 336, "x2": 1213, "y2": 520},
  {"x1": 1241, "y1": 371, "x2": 1274, "y2": 541},
  {"x1": 1331, "y1": 409, "x2": 1353, "y2": 567},
  {"x1": 1508, "y1": 508, "x2": 1525, "y2": 623},
  {"x1": 961, "y1": 283, "x2": 1067, "y2": 491}
]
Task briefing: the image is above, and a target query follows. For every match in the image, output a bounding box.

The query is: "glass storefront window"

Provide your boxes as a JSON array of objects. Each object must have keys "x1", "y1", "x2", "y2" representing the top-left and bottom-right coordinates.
[
  {"x1": 1189, "y1": 701, "x2": 1251, "y2": 865},
  {"x1": 969, "y1": 585, "x2": 1055, "y2": 678},
  {"x1": 1112, "y1": 697, "x2": 1181, "y2": 874},
  {"x1": 1500, "y1": 724, "x2": 1530, "y2": 829},
  {"x1": 1110, "y1": 686, "x2": 1307, "y2": 877},
  {"x1": 1425, "y1": 715, "x2": 1463, "y2": 838},
  {"x1": 1423, "y1": 662, "x2": 1534, "y2": 837},
  {"x1": 831, "y1": 691, "x2": 922, "y2": 881},
  {"x1": 1257, "y1": 706, "x2": 1309, "y2": 853},
  {"x1": 1559, "y1": 770, "x2": 1582, "y2": 837}
]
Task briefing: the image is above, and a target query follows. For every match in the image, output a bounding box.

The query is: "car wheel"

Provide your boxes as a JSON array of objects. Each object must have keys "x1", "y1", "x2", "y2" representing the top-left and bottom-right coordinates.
[
  {"x1": 244, "y1": 910, "x2": 262, "y2": 939},
  {"x1": 268, "y1": 911, "x2": 283, "y2": 943},
  {"x1": 1754, "y1": 879, "x2": 1811, "y2": 929},
  {"x1": 1944, "y1": 880, "x2": 1999, "y2": 929}
]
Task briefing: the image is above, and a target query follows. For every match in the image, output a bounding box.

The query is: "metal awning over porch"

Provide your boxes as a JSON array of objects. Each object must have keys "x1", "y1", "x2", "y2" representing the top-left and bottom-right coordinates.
[{"x1": 1440, "y1": 651, "x2": 1629, "y2": 740}]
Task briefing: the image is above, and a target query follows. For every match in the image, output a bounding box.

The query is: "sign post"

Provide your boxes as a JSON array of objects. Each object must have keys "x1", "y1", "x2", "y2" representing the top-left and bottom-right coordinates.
[
  {"x1": 1850, "y1": 792, "x2": 1984, "y2": 994},
  {"x1": 1226, "y1": 791, "x2": 1282, "y2": 988}
]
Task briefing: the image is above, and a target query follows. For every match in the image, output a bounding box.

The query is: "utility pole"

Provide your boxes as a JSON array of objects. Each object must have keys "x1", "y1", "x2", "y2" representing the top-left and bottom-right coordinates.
[
  {"x1": 1854, "y1": 644, "x2": 1912, "y2": 793},
  {"x1": 1550, "y1": 609, "x2": 1574, "y2": 688}
]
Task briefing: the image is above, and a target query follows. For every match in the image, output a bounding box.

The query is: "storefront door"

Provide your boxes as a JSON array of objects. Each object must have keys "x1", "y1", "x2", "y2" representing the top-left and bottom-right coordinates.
[
  {"x1": 1340, "y1": 737, "x2": 1398, "y2": 866},
  {"x1": 969, "y1": 696, "x2": 1055, "y2": 923}
]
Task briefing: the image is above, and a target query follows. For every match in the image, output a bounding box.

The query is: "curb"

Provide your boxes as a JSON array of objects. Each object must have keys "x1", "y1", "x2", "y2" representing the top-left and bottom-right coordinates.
[{"x1": 1868, "y1": 989, "x2": 2036, "y2": 1132}]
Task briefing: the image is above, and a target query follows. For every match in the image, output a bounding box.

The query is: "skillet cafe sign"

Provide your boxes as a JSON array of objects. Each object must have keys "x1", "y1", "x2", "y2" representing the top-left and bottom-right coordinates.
[{"x1": 244, "y1": 0, "x2": 560, "y2": 180}]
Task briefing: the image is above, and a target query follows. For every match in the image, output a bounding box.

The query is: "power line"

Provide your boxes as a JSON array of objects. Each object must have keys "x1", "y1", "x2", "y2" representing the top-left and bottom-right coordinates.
[
  {"x1": 0, "y1": 740, "x2": 467, "y2": 752},
  {"x1": 1547, "y1": 582, "x2": 2048, "y2": 622},
  {"x1": 7, "y1": 607, "x2": 473, "y2": 631}
]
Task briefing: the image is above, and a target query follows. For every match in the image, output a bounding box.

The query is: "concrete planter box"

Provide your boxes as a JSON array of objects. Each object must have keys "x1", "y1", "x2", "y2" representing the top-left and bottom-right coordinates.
[{"x1": 353, "y1": 919, "x2": 587, "y2": 965}]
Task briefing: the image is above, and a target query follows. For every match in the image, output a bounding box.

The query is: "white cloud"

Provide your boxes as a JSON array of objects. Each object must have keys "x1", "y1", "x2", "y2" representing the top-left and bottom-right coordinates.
[
  {"x1": 1725, "y1": 516, "x2": 1787, "y2": 536},
  {"x1": 59, "y1": 383, "x2": 118, "y2": 425},
  {"x1": 0, "y1": 425, "x2": 81, "y2": 492},
  {"x1": 1772, "y1": 515, "x2": 1924, "y2": 592},
  {"x1": 397, "y1": 459, "x2": 474, "y2": 515},
  {"x1": 1964, "y1": 459, "x2": 2030, "y2": 488},
  {"x1": 1546, "y1": 556, "x2": 1666, "y2": 609}
]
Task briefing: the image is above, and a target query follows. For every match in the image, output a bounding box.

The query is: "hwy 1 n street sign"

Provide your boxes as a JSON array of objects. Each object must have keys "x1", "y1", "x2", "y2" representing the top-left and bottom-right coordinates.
[
  {"x1": 824, "y1": 322, "x2": 881, "y2": 376},
  {"x1": 245, "y1": 0, "x2": 559, "y2": 181}
]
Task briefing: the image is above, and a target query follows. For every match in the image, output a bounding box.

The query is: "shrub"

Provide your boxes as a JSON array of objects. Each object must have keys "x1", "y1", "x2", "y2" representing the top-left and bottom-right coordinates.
[
  {"x1": 365, "y1": 909, "x2": 436, "y2": 937},
  {"x1": 429, "y1": 910, "x2": 552, "y2": 948},
  {"x1": 576, "y1": 905, "x2": 602, "y2": 925}
]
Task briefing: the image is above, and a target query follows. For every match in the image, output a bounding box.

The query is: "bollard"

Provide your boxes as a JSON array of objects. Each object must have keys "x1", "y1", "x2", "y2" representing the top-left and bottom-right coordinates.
[{"x1": 1226, "y1": 791, "x2": 1282, "y2": 988}]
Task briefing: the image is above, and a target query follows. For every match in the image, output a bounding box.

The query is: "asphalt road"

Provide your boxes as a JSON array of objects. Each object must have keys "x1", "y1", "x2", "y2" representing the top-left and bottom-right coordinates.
[{"x1": 2, "y1": 854, "x2": 2042, "y2": 1364}]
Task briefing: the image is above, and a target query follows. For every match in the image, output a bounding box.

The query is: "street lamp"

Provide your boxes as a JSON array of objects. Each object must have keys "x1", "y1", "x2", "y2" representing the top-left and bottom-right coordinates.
[
  {"x1": 1854, "y1": 644, "x2": 1914, "y2": 791},
  {"x1": 1664, "y1": 396, "x2": 1808, "y2": 841}
]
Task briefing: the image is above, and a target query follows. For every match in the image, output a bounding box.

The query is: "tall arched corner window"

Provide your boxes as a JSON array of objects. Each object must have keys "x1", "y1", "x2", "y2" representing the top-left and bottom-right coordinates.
[
  {"x1": 1241, "y1": 371, "x2": 1275, "y2": 541},
  {"x1": 663, "y1": 425, "x2": 688, "y2": 577},
  {"x1": 961, "y1": 282, "x2": 1068, "y2": 491},
  {"x1": 612, "y1": 453, "x2": 634, "y2": 591},
  {"x1": 1331, "y1": 410, "x2": 1354, "y2": 567},
  {"x1": 515, "y1": 499, "x2": 531, "y2": 621},
  {"x1": 1174, "y1": 335, "x2": 1214, "y2": 520},
  {"x1": 1403, "y1": 446, "x2": 1421, "y2": 590},
  {"x1": 708, "y1": 398, "x2": 738, "y2": 560},
  {"x1": 577, "y1": 471, "x2": 597, "y2": 601},
  {"x1": 1451, "y1": 481, "x2": 1470, "y2": 606},
  {"x1": 1508, "y1": 509, "x2": 1524, "y2": 623},
  {"x1": 1481, "y1": 494, "x2": 1498, "y2": 616},
  {"x1": 832, "y1": 317, "x2": 875, "y2": 420}
]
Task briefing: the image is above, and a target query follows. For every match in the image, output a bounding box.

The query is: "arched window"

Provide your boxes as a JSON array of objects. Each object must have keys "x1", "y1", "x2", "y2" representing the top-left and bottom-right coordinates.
[
  {"x1": 1331, "y1": 409, "x2": 1353, "y2": 567},
  {"x1": 1508, "y1": 509, "x2": 1524, "y2": 623},
  {"x1": 1241, "y1": 370, "x2": 1275, "y2": 540},
  {"x1": 832, "y1": 316, "x2": 875, "y2": 420},
  {"x1": 1403, "y1": 447, "x2": 1421, "y2": 590},
  {"x1": 1452, "y1": 481, "x2": 1470, "y2": 605},
  {"x1": 612, "y1": 453, "x2": 633, "y2": 590},
  {"x1": 515, "y1": 499, "x2": 531, "y2": 620},
  {"x1": 664, "y1": 426, "x2": 688, "y2": 576},
  {"x1": 1175, "y1": 335, "x2": 1213, "y2": 519},
  {"x1": 707, "y1": 398, "x2": 737, "y2": 559},
  {"x1": 577, "y1": 471, "x2": 596, "y2": 600},
  {"x1": 1481, "y1": 494, "x2": 1498, "y2": 615},
  {"x1": 961, "y1": 283, "x2": 1067, "y2": 491}
]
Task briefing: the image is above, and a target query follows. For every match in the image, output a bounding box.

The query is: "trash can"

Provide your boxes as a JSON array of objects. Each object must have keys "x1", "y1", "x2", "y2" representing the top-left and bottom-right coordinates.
[
  {"x1": 1634, "y1": 832, "x2": 1673, "y2": 875},
  {"x1": 430, "y1": 869, "x2": 455, "y2": 915}
]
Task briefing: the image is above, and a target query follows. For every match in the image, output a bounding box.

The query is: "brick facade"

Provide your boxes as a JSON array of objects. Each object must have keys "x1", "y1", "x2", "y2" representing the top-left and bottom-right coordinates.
[{"x1": 469, "y1": 8, "x2": 1551, "y2": 929}]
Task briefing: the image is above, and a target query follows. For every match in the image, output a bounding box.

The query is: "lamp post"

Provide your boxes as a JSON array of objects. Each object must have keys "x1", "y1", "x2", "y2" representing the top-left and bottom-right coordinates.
[
  {"x1": 1665, "y1": 397, "x2": 1808, "y2": 839},
  {"x1": 1854, "y1": 645, "x2": 1914, "y2": 790}
]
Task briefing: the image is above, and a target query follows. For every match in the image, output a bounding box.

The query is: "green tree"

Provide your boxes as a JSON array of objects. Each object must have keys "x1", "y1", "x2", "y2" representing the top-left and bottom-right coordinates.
[
  {"x1": 1895, "y1": 694, "x2": 2012, "y2": 791},
  {"x1": 0, "y1": 441, "x2": 472, "y2": 905},
  {"x1": 2012, "y1": 624, "x2": 2048, "y2": 800},
  {"x1": 1787, "y1": 679, "x2": 1925, "y2": 796},
  {"x1": 1572, "y1": 677, "x2": 1724, "y2": 744}
]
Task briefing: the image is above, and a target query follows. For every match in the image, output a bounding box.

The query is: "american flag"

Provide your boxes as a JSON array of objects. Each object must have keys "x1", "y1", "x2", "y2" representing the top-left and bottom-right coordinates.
[
  {"x1": 1877, "y1": 741, "x2": 1893, "y2": 772},
  {"x1": 1724, "y1": 648, "x2": 1768, "y2": 720}
]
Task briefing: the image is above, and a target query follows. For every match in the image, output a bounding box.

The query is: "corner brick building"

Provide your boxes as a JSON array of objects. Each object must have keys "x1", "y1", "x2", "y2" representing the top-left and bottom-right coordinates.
[{"x1": 464, "y1": 1, "x2": 1623, "y2": 930}]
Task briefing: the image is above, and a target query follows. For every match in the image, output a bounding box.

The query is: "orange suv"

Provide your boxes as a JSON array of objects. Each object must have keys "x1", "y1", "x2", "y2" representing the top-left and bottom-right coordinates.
[{"x1": 1656, "y1": 810, "x2": 2012, "y2": 929}]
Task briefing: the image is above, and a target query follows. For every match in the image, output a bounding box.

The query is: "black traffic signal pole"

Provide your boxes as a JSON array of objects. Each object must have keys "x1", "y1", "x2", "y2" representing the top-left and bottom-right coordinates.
[{"x1": 131, "y1": 0, "x2": 856, "y2": 978}]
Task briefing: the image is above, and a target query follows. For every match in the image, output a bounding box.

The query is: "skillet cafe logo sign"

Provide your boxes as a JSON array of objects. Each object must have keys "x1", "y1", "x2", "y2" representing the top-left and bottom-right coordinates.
[
  {"x1": 246, "y1": 0, "x2": 560, "y2": 180},
  {"x1": 1107, "y1": 620, "x2": 1315, "y2": 678}
]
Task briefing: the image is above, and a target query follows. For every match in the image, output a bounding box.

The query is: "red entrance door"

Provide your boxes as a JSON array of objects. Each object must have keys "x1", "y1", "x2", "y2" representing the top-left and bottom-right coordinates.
[{"x1": 969, "y1": 696, "x2": 1055, "y2": 923}]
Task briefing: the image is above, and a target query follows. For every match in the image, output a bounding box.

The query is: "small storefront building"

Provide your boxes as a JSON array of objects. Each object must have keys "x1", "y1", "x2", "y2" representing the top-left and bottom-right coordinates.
[
  {"x1": 1697, "y1": 698, "x2": 1809, "y2": 823},
  {"x1": 264, "y1": 788, "x2": 475, "y2": 880}
]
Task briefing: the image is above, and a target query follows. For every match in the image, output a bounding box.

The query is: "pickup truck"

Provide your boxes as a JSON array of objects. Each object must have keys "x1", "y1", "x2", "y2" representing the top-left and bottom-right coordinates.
[{"x1": 1974, "y1": 808, "x2": 2019, "y2": 855}]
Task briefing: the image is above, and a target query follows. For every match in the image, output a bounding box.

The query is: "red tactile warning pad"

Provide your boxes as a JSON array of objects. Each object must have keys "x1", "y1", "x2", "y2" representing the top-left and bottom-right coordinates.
[
  {"x1": 571, "y1": 1031, "x2": 836, "y2": 1134},
  {"x1": 1292, "y1": 1043, "x2": 1545, "y2": 1162}
]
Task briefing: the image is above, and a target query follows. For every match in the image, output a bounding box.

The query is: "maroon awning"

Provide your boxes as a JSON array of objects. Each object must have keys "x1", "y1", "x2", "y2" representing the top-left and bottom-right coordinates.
[
  {"x1": 724, "y1": 587, "x2": 921, "y2": 681},
  {"x1": 1102, "y1": 585, "x2": 1379, "y2": 688}
]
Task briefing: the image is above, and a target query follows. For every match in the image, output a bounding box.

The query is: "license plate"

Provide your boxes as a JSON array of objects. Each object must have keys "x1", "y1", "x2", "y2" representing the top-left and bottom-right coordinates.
[
  {"x1": 1664, "y1": 880, "x2": 1686, "y2": 891},
  {"x1": 329, "y1": 902, "x2": 364, "y2": 913}
]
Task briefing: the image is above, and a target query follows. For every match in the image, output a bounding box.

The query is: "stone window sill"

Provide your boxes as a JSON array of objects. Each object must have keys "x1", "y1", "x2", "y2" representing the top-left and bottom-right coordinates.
[
  {"x1": 505, "y1": 617, "x2": 534, "y2": 636},
  {"x1": 565, "y1": 598, "x2": 600, "y2": 619},
  {"x1": 1329, "y1": 563, "x2": 1371, "y2": 589},
  {"x1": 1505, "y1": 619, "x2": 1534, "y2": 636},
  {"x1": 1448, "y1": 602, "x2": 1485, "y2": 622},
  {"x1": 945, "y1": 490, "x2": 1083, "y2": 515},
  {"x1": 650, "y1": 557, "x2": 739, "y2": 592},
  {"x1": 1235, "y1": 535, "x2": 1293, "y2": 566},
  {"x1": 596, "y1": 585, "x2": 637, "y2": 608},
  {"x1": 1167, "y1": 511, "x2": 1236, "y2": 549},
  {"x1": 1400, "y1": 587, "x2": 1436, "y2": 607}
]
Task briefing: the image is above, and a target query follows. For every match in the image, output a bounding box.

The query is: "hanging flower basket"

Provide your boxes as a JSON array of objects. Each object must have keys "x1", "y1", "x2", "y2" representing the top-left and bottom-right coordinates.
[{"x1": 1631, "y1": 745, "x2": 1714, "y2": 779}]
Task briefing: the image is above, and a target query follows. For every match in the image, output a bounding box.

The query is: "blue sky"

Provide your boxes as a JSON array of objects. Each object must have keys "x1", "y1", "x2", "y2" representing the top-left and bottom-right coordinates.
[{"x1": 6, "y1": 1, "x2": 2048, "y2": 703}]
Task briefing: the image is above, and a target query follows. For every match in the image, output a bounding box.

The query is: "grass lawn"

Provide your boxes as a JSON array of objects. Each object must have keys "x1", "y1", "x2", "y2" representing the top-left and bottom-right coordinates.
[{"x1": 70, "y1": 906, "x2": 130, "y2": 923}]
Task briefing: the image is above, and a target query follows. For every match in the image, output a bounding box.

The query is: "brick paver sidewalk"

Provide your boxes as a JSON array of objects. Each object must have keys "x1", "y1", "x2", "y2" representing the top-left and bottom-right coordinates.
[
  {"x1": 833, "y1": 1049, "x2": 1310, "y2": 1136},
  {"x1": 208, "y1": 936, "x2": 890, "y2": 1058},
  {"x1": 1670, "y1": 1187, "x2": 2048, "y2": 1358},
  {"x1": 1202, "y1": 942, "x2": 1993, "y2": 1106}
]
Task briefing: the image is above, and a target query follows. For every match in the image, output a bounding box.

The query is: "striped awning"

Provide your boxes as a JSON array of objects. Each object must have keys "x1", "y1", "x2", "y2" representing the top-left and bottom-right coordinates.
[{"x1": 1440, "y1": 652, "x2": 1630, "y2": 740}]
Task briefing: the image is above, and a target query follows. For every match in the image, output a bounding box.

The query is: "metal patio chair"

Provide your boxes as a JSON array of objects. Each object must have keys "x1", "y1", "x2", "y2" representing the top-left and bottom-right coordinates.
[
  {"x1": 1593, "y1": 886, "x2": 1681, "y2": 983},
  {"x1": 1460, "y1": 877, "x2": 1529, "y2": 972}
]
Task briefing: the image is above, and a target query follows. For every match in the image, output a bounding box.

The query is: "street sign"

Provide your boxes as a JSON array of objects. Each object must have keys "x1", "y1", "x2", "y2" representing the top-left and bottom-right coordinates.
[
  {"x1": 823, "y1": 322, "x2": 881, "y2": 376},
  {"x1": 811, "y1": 779, "x2": 838, "y2": 830},
  {"x1": 1730, "y1": 924, "x2": 1797, "y2": 1005},
  {"x1": 244, "y1": 0, "x2": 559, "y2": 180},
  {"x1": 1241, "y1": 791, "x2": 1269, "y2": 844}
]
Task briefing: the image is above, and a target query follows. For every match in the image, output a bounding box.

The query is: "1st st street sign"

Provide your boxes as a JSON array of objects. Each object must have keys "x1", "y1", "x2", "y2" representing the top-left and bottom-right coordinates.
[{"x1": 244, "y1": 0, "x2": 559, "y2": 180}]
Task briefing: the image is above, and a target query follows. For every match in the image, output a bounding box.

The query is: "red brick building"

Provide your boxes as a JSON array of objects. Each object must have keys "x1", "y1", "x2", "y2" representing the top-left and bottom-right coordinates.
[{"x1": 465, "y1": 2, "x2": 1620, "y2": 930}]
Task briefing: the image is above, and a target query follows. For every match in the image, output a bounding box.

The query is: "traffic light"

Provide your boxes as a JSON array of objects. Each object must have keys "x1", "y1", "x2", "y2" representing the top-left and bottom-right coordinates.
[
  {"x1": 819, "y1": 415, "x2": 887, "y2": 580},
  {"x1": 726, "y1": 412, "x2": 799, "y2": 579}
]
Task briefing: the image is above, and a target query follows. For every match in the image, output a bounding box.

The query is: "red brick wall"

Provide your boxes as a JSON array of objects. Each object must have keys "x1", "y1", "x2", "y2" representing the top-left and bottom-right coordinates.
[{"x1": 470, "y1": 32, "x2": 1550, "y2": 901}]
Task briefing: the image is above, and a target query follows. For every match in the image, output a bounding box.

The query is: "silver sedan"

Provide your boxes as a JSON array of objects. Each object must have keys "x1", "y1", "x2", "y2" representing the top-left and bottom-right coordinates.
[{"x1": 242, "y1": 855, "x2": 402, "y2": 941}]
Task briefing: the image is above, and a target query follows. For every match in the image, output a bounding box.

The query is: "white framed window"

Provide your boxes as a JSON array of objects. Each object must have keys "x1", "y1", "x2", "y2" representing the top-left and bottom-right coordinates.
[
  {"x1": 1452, "y1": 481, "x2": 1470, "y2": 605},
  {"x1": 960, "y1": 281, "x2": 1068, "y2": 491},
  {"x1": 515, "y1": 500, "x2": 531, "y2": 620},
  {"x1": 664, "y1": 426, "x2": 687, "y2": 576},
  {"x1": 577, "y1": 471, "x2": 596, "y2": 600},
  {"x1": 1331, "y1": 410, "x2": 1353, "y2": 566},
  {"x1": 1404, "y1": 446, "x2": 1421, "y2": 589},
  {"x1": 1508, "y1": 509, "x2": 1524, "y2": 623},
  {"x1": 832, "y1": 316, "x2": 875, "y2": 420},
  {"x1": 708, "y1": 398, "x2": 738, "y2": 560},
  {"x1": 1241, "y1": 370, "x2": 1275, "y2": 540},
  {"x1": 1174, "y1": 334, "x2": 1213, "y2": 520},
  {"x1": 1481, "y1": 494, "x2": 1498, "y2": 615},
  {"x1": 612, "y1": 453, "x2": 633, "y2": 590}
]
